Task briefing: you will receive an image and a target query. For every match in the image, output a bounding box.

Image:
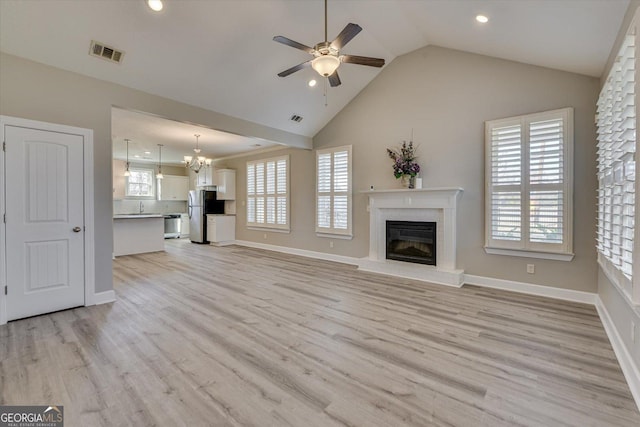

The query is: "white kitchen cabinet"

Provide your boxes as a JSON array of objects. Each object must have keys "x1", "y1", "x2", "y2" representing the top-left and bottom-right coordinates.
[
  {"x1": 206, "y1": 215, "x2": 235, "y2": 245},
  {"x1": 113, "y1": 159, "x2": 126, "y2": 200},
  {"x1": 196, "y1": 166, "x2": 215, "y2": 187},
  {"x1": 215, "y1": 169, "x2": 236, "y2": 200},
  {"x1": 180, "y1": 213, "x2": 189, "y2": 237},
  {"x1": 159, "y1": 175, "x2": 188, "y2": 201}
]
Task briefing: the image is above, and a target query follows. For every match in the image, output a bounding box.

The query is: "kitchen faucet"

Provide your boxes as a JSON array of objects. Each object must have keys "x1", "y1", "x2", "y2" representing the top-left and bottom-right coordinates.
[{"x1": 139, "y1": 201, "x2": 144, "y2": 214}]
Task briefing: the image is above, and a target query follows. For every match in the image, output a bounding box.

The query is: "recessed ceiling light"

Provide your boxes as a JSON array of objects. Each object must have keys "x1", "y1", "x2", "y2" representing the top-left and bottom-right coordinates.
[
  {"x1": 308, "y1": 79, "x2": 317, "y2": 87},
  {"x1": 476, "y1": 14, "x2": 489, "y2": 24},
  {"x1": 144, "y1": 151, "x2": 151, "y2": 154},
  {"x1": 134, "y1": 154, "x2": 141, "y2": 158},
  {"x1": 147, "y1": 0, "x2": 163, "y2": 12}
]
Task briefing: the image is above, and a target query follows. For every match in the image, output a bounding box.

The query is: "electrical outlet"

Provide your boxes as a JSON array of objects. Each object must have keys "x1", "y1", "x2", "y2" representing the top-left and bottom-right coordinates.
[
  {"x1": 329, "y1": 241, "x2": 334, "y2": 248},
  {"x1": 632, "y1": 322, "x2": 636, "y2": 343},
  {"x1": 526, "y1": 264, "x2": 535, "y2": 274}
]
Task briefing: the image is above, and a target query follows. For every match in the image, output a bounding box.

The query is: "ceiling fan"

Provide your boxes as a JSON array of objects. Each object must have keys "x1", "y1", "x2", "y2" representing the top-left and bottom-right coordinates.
[{"x1": 273, "y1": 0, "x2": 385, "y2": 87}]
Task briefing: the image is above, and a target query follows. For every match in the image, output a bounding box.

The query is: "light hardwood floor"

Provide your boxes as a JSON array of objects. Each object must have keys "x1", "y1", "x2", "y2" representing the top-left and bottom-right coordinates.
[{"x1": 1, "y1": 239, "x2": 639, "y2": 426}]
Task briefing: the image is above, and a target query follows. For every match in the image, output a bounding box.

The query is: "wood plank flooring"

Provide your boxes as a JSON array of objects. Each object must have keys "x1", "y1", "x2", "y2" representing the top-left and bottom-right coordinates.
[{"x1": 1, "y1": 239, "x2": 639, "y2": 426}]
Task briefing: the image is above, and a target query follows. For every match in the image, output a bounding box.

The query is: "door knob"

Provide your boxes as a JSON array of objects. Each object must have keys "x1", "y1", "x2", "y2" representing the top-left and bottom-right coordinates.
[{"x1": 73, "y1": 226, "x2": 82, "y2": 232}]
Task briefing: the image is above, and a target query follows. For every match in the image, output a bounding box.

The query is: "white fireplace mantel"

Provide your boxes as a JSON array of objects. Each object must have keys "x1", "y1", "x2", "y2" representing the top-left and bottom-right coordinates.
[{"x1": 359, "y1": 187, "x2": 464, "y2": 287}]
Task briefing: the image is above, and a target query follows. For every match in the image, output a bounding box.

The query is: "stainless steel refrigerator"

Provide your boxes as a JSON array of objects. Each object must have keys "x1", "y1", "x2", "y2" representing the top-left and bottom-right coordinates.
[{"x1": 188, "y1": 190, "x2": 225, "y2": 243}]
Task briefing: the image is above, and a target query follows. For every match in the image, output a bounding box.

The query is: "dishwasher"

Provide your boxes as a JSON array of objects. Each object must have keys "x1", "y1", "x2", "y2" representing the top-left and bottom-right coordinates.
[{"x1": 164, "y1": 214, "x2": 181, "y2": 239}]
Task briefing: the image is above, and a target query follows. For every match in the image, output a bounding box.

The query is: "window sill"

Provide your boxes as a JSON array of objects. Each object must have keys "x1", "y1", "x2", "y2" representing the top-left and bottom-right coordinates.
[
  {"x1": 316, "y1": 232, "x2": 353, "y2": 240},
  {"x1": 248, "y1": 226, "x2": 290, "y2": 234},
  {"x1": 484, "y1": 247, "x2": 574, "y2": 261}
]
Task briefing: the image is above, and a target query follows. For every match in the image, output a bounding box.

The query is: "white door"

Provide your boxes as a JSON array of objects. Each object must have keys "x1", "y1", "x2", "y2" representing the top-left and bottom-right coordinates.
[{"x1": 5, "y1": 125, "x2": 85, "y2": 321}]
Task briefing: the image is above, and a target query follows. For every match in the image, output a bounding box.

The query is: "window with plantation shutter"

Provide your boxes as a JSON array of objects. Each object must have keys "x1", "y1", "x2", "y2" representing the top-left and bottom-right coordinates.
[
  {"x1": 246, "y1": 155, "x2": 289, "y2": 231},
  {"x1": 316, "y1": 145, "x2": 352, "y2": 237},
  {"x1": 485, "y1": 108, "x2": 574, "y2": 260},
  {"x1": 596, "y1": 32, "x2": 637, "y2": 302}
]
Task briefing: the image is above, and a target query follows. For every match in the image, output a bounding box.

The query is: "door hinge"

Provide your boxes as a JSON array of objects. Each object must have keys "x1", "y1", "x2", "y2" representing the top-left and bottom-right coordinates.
[
  {"x1": 2, "y1": 141, "x2": 5, "y2": 152},
  {"x1": 4, "y1": 286, "x2": 6, "y2": 295},
  {"x1": 2, "y1": 213, "x2": 5, "y2": 224}
]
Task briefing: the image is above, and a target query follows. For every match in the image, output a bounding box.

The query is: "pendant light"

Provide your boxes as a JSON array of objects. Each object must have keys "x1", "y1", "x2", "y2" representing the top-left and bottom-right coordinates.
[
  {"x1": 156, "y1": 144, "x2": 164, "y2": 179},
  {"x1": 124, "y1": 139, "x2": 131, "y2": 177}
]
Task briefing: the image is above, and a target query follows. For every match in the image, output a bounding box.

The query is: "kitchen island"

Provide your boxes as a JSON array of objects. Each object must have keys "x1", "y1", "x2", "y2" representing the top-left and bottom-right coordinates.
[{"x1": 113, "y1": 214, "x2": 164, "y2": 256}]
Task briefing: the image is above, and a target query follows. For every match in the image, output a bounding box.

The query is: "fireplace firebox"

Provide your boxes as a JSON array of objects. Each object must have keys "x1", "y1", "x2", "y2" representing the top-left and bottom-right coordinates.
[{"x1": 386, "y1": 221, "x2": 436, "y2": 265}]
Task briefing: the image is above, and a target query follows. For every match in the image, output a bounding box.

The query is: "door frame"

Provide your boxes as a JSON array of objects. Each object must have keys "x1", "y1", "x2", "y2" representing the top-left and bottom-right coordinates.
[{"x1": 0, "y1": 115, "x2": 95, "y2": 325}]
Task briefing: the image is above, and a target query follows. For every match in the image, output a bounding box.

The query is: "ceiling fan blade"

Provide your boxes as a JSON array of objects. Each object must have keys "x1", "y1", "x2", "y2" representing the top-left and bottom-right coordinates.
[
  {"x1": 330, "y1": 23, "x2": 362, "y2": 50},
  {"x1": 328, "y1": 71, "x2": 341, "y2": 87},
  {"x1": 273, "y1": 36, "x2": 315, "y2": 54},
  {"x1": 277, "y1": 60, "x2": 311, "y2": 77},
  {"x1": 341, "y1": 55, "x2": 385, "y2": 68}
]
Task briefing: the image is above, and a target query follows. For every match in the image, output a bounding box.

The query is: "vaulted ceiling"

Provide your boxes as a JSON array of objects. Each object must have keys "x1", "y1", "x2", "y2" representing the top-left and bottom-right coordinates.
[{"x1": 0, "y1": 0, "x2": 629, "y2": 141}]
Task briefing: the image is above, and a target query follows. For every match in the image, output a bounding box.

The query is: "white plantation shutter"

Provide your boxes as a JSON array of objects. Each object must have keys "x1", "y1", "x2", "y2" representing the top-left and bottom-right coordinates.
[
  {"x1": 317, "y1": 153, "x2": 332, "y2": 228},
  {"x1": 485, "y1": 108, "x2": 573, "y2": 257},
  {"x1": 246, "y1": 155, "x2": 289, "y2": 230},
  {"x1": 596, "y1": 33, "x2": 636, "y2": 299},
  {"x1": 490, "y1": 124, "x2": 522, "y2": 242},
  {"x1": 276, "y1": 158, "x2": 287, "y2": 225},
  {"x1": 247, "y1": 163, "x2": 256, "y2": 223},
  {"x1": 316, "y1": 146, "x2": 352, "y2": 236},
  {"x1": 529, "y1": 118, "x2": 564, "y2": 245}
]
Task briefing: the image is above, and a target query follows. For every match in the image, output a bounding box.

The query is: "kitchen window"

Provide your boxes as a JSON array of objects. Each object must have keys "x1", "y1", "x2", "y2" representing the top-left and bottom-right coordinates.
[
  {"x1": 126, "y1": 168, "x2": 155, "y2": 198},
  {"x1": 247, "y1": 155, "x2": 289, "y2": 231},
  {"x1": 316, "y1": 145, "x2": 352, "y2": 238},
  {"x1": 485, "y1": 108, "x2": 574, "y2": 260}
]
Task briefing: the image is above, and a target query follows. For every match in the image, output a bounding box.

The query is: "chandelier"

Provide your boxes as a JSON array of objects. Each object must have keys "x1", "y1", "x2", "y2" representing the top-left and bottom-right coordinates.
[{"x1": 184, "y1": 134, "x2": 212, "y2": 173}]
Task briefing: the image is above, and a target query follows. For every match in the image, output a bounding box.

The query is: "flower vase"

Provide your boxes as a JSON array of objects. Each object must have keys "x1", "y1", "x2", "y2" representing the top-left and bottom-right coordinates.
[{"x1": 400, "y1": 175, "x2": 415, "y2": 189}]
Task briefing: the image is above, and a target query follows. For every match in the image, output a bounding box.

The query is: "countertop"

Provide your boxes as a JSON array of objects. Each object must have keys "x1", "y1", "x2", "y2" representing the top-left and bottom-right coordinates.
[{"x1": 114, "y1": 214, "x2": 164, "y2": 219}]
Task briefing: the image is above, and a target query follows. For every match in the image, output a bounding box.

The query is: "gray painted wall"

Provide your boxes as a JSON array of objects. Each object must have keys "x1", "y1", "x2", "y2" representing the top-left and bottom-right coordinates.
[
  {"x1": 226, "y1": 45, "x2": 600, "y2": 293},
  {"x1": 0, "y1": 52, "x2": 310, "y2": 293}
]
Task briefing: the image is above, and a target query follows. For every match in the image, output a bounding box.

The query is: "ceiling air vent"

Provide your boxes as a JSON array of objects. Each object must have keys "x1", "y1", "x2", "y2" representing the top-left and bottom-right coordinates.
[
  {"x1": 290, "y1": 115, "x2": 303, "y2": 123},
  {"x1": 89, "y1": 40, "x2": 125, "y2": 64}
]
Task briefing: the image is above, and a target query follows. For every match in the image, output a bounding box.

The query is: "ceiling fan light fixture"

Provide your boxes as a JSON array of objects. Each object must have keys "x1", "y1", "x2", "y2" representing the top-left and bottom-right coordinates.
[
  {"x1": 146, "y1": 0, "x2": 163, "y2": 12},
  {"x1": 312, "y1": 55, "x2": 340, "y2": 77}
]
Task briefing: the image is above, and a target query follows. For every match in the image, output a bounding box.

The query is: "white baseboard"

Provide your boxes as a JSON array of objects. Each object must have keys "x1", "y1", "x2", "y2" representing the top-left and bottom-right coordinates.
[
  {"x1": 92, "y1": 290, "x2": 116, "y2": 305},
  {"x1": 234, "y1": 240, "x2": 358, "y2": 266},
  {"x1": 595, "y1": 296, "x2": 640, "y2": 412},
  {"x1": 464, "y1": 274, "x2": 597, "y2": 304}
]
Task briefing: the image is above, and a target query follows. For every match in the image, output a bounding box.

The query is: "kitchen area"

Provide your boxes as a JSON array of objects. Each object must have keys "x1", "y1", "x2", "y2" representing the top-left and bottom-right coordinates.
[{"x1": 111, "y1": 108, "x2": 253, "y2": 257}]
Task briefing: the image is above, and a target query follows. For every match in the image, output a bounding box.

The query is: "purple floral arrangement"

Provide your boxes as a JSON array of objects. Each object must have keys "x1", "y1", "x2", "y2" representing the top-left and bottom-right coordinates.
[{"x1": 387, "y1": 140, "x2": 420, "y2": 178}]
